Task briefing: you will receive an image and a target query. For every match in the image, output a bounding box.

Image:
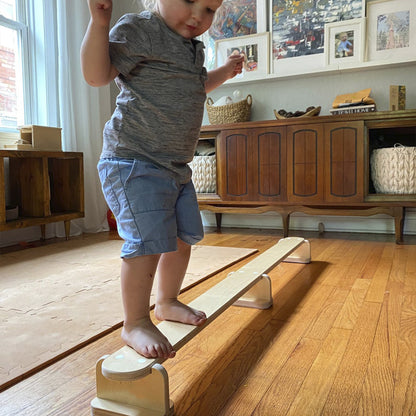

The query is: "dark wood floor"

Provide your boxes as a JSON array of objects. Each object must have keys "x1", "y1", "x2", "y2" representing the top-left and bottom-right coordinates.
[{"x1": 1, "y1": 227, "x2": 416, "y2": 416}]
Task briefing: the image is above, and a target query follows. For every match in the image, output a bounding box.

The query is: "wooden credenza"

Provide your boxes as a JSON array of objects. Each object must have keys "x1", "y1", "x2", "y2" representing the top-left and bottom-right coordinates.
[
  {"x1": 0, "y1": 150, "x2": 84, "y2": 240},
  {"x1": 198, "y1": 110, "x2": 416, "y2": 243}
]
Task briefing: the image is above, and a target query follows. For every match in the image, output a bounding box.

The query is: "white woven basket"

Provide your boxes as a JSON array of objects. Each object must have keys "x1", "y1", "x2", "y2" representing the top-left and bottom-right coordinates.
[
  {"x1": 370, "y1": 144, "x2": 416, "y2": 194},
  {"x1": 189, "y1": 155, "x2": 216, "y2": 193}
]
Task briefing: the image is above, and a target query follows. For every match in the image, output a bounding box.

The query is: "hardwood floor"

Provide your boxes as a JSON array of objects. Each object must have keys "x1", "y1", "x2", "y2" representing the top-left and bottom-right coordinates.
[{"x1": 1, "y1": 228, "x2": 416, "y2": 416}]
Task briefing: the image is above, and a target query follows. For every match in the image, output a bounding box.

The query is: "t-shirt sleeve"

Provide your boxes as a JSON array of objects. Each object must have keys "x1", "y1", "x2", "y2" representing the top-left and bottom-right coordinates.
[{"x1": 109, "y1": 14, "x2": 151, "y2": 76}]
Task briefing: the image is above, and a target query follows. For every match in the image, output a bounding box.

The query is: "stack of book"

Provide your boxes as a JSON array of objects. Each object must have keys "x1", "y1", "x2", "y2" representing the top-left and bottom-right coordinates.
[{"x1": 329, "y1": 103, "x2": 376, "y2": 115}]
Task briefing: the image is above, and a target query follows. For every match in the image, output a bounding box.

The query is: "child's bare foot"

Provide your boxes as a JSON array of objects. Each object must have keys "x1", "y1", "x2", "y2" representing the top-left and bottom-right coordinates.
[
  {"x1": 154, "y1": 299, "x2": 207, "y2": 326},
  {"x1": 121, "y1": 317, "x2": 176, "y2": 359}
]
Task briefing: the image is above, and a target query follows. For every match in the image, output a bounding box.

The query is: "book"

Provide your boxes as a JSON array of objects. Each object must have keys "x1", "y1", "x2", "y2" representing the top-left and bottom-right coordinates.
[
  {"x1": 329, "y1": 104, "x2": 376, "y2": 115},
  {"x1": 389, "y1": 85, "x2": 405, "y2": 111}
]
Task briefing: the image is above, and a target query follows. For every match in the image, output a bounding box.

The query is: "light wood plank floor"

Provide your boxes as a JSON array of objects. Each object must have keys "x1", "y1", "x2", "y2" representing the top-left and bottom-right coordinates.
[{"x1": 1, "y1": 228, "x2": 416, "y2": 416}]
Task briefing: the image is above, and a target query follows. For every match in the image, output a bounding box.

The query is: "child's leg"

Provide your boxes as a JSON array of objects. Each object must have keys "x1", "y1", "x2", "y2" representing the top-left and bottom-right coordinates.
[
  {"x1": 120, "y1": 254, "x2": 176, "y2": 359},
  {"x1": 154, "y1": 238, "x2": 207, "y2": 326}
]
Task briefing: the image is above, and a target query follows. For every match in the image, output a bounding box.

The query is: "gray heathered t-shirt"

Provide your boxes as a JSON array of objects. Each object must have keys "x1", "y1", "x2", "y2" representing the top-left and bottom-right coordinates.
[{"x1": 101, "y1": 11, "x2": 208, "y2": 184}]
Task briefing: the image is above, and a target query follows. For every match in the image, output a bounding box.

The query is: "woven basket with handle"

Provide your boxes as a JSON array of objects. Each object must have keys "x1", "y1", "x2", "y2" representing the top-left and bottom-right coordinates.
[{"x1": 206, "y1": 94, "x2": 252, "y2": 125}]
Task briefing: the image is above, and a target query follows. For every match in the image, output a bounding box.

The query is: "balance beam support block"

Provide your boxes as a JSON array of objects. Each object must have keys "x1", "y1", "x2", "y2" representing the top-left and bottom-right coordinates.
[
  {"x1": 233, "y1": 273, "x2": 272, "y2": 309},
  {"x1": 91, "y1": 358, "x2": 173, "y2": 416}
]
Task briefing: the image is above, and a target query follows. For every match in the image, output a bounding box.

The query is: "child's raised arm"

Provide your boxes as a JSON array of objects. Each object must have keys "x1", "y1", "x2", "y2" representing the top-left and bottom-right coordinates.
[{"x1": 81, "y1": 0, "x2": 119, "y2": 87}]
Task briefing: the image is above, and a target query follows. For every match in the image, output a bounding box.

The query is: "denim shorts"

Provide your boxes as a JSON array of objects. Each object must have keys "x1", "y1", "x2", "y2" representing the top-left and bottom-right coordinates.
[{"x1": 97, "y1": 158, "x2": 204, "y2": 258}]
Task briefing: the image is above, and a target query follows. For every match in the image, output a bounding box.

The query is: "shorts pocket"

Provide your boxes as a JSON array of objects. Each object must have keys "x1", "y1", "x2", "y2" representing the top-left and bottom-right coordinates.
[{"x1": 97, "y1": 159, "x2": 125, "y2": 217}]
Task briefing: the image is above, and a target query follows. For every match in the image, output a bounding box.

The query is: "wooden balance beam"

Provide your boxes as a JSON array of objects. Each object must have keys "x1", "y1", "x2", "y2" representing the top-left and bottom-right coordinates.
[{"x1": 91, "y1": 237, "x2": 311, "y2": 416}]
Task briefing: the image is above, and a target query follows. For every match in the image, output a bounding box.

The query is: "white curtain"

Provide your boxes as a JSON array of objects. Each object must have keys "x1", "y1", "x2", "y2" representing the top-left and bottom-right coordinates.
[{"x1": 54, "y1": 0, "x2": 112, "y2": 236}]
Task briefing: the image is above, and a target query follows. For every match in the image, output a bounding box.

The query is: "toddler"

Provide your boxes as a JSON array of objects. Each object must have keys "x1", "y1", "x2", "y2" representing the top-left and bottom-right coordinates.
[{"x1": 81, "y1": 0, "x2": 243, "y2": 359}]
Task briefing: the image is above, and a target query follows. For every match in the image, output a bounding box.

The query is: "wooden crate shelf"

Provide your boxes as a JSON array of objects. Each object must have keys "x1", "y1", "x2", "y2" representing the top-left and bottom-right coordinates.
[{"x1": 0, "y1": 150, "x2": 84, "y2": 240}]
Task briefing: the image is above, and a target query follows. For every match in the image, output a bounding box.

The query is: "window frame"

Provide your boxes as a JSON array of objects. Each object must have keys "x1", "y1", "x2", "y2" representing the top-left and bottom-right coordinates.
[{"x1": 0, "y1": 0, "x2": 31, "y2": 137}]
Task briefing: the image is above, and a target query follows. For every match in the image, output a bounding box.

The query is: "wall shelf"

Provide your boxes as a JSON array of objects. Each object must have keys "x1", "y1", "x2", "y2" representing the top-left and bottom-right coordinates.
[{"x1": 222, "y1": 58, "x2": 416, "y2": 86}]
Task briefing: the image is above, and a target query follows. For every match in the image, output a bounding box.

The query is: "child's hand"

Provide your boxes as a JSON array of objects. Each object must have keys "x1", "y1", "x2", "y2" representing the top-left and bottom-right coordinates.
[
  {"x1": 205, "y1": 53, "x2": 245, "y2": 92},
  {"x1": 87, "y1": 0, "x2": 113, "y2": 26},
  {"x1": 224, "y1": 53, "x2": 244, "y2": 79}
]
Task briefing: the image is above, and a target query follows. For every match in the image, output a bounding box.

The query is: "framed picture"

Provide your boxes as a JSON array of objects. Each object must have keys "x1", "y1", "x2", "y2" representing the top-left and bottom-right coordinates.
[
  {"x1": 324, "y1": 18, "x2": 366, "y2": 67},
  {"x1": 215, "y1": 32, "x2": 270, "y2": 81},
  {"x1": 366, "y1": 0, "x2": 416, "y2": 63},
  {"x1": 199, "y1": 0, "x2": 267, "y2": 71},
  {"x1": 269, "y1": 0, "x2": 365, "y2": 75}
]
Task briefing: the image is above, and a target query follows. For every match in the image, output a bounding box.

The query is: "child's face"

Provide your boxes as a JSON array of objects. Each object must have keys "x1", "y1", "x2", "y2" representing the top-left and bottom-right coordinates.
[{"x1": 157, "y1": 0, "x2": 223, "y2": 39}]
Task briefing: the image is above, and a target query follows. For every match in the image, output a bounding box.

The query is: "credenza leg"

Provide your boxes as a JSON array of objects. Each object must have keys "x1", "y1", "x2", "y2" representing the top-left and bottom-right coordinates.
[
  {"x1": 64, "y1": 220, "x2": 71, "y2": 240},
  {"x1": 281, "y1": 212, "x2": 290, "y2": 237},
  {"x1": 215, "y1": 213, "x2": 222, "y2": 231},
  {"x1": 40, "y1": 224, "x2": 46, "y2": 241},
  {"x1": 393, "y1": 207, "x2": 405, "y2": 244}
]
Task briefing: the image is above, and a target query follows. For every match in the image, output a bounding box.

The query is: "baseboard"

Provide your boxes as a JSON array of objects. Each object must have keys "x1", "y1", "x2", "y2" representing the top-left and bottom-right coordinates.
[
  {"x1": 201, "y1": 209, "x2": 416, "y2": 235},
  {"x1": 0, "y1": 227, "x2": 44, "y2": 248},
  {"x1": 2, "y1": 209, "x2": 414, "y2": 248}
]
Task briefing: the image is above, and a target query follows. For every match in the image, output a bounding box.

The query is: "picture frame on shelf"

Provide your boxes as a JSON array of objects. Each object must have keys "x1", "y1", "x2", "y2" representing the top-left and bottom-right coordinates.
[
  {"x1": 324, "y1": 18, "x2": 366, "y2": 68},
  {"x1": 199, "y1": 0, "x2": 267, "y2": 71},
  {"x1": 215, "y1": 32, "x2": 270, "y2": 81},
  {"x1": 269, "y1": 0, "x2": 365, "y2": 76},
  {"x1": 366, "y1": 0, "x2": 416, "y2": 63}
]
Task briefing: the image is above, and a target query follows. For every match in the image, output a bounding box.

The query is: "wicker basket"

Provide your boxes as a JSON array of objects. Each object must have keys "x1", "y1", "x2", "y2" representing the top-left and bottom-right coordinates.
[
  {"x1": 206, "y1": 94, "x2": 252, "y2": 124},
  {"x1": 370, "y1": 144, "x2": 416, "y2": 194},
  {"x1": 189, "y1": 155, "x2": 216, "y2": 193}
]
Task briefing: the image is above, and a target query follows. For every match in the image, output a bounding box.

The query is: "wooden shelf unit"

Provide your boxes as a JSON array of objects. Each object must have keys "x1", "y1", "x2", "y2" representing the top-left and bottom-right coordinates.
[
  {"x1": 198, "y1": 110, "x2": 416, "y2": 243},
  {"x1": 0, "y1": 150, "x2": 84, "y2": 240}
]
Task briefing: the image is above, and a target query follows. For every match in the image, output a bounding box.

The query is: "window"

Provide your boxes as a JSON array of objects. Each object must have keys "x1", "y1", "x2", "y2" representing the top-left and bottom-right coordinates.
[{"x1": 0, "y1": 0, "x2": 28, "y2": 132}]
